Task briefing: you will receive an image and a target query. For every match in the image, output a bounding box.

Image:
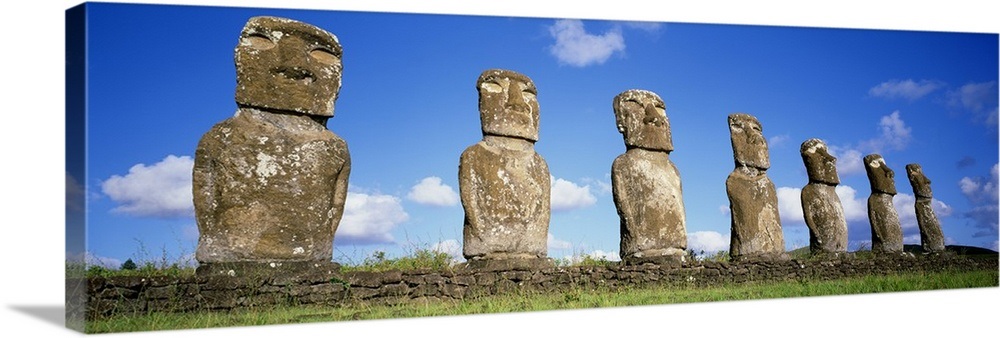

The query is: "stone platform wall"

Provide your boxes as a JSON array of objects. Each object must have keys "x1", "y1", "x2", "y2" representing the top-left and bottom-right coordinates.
[{"x1": 75, "y1": 254, "x2": 998, "y2": 320}]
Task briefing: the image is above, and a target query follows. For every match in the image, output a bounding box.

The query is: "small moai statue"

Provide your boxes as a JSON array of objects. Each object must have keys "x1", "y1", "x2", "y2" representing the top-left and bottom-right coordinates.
[
  {"x1": 799, "y1": 139, "x2": 848, "y2": 255},
  {"x1": 905, "y1": 163, "x2": 946, "y2": 253},
  {"x1": 726, "y1": 113, "x2": 786, "y2": 261},
  {"x1": 863, "y1": 154, "x2": 903, "y2": 253},
  {"x1": 459, "y1": 69, "x2": 552, "y2": 269},
  {"x1": 610, "y1": 89, "x2": 687, "y2": 264},
  {"x1": 193, "y1": 17, "x2": 350, "y2": 276}
]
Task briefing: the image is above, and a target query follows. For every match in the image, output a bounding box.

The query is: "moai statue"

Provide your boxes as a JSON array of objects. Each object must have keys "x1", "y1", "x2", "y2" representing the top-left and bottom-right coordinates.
[
  {"x1": 905, "y1": 164, "x2": 946, "y2": 253},
  {"x1": 610, "y1": 90, "x2": 687, "y2": 264},
  {"x1": 864, "y1": 154, "x2": 903, "y2": 253},
  {"x1": 726, "y1": 113, "x2": 786, "y2": 260},
  {"x1": 799, "y1": 139, "x2": 848, "y2": 255},
  {"x1": 459, "y1": 69, "x2": 552, "y2": 269},
  {"x1": 193, "y1": 17, "x2": 350, "y2": 275}
]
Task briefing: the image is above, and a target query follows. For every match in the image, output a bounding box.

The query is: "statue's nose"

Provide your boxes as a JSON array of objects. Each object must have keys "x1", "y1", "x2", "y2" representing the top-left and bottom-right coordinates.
[
  {"x1": 272, "y1": 38, "x2": 316, "y2": 84},
  {"x1": 505, "y1": 85, "x2": 530, "y2": 112},
  {"x1": 643, "y1": 103, "x2": 663, "y2": 125}
]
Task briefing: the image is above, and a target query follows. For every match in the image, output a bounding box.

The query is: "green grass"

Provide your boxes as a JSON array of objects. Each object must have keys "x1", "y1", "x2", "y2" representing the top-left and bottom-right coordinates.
[
  {"x1": 340, "y1": 249, "x2": 455, "y2": 272},
  {"x1": 81, "y1": 262, "x2": 197, "y2": 278},
  {"x1": 85, "y1": 269, "x2": 998, "y2": 333}
]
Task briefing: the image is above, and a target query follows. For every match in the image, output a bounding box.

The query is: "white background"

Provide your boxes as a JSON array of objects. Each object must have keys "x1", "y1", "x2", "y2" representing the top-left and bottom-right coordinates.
[{"x1": 0, "y1": 1, "x2": 997, "y2": 337}]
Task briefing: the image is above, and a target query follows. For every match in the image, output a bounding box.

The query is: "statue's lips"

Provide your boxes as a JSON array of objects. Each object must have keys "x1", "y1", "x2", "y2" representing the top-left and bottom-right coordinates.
[{"x1": 273, "y1": 67, "x2": 315, "y2": 85}]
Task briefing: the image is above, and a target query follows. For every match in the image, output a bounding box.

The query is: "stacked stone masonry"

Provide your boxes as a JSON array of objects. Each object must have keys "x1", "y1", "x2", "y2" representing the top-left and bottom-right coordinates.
[{"x1": 78, "y1": 254, "x2": 996, "y2": 320}]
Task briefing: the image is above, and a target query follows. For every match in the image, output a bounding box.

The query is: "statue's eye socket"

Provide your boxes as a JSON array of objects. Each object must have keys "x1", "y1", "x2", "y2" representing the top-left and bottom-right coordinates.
[
  {"x1": 623, "y1": 101, "x2": 641, "y2": 111},
  {"x1": 480, "y1": 82, "x2": 503, "y2": 93},
  {"x1": 309, "y1": 48, "x2": 340, "y2": 66},
  {"x1": 522, "y1": 90, "x2": 536, "y2": 101},
  {"x1": 245, "y1": 33, "x2": 276, "y2": 50}
]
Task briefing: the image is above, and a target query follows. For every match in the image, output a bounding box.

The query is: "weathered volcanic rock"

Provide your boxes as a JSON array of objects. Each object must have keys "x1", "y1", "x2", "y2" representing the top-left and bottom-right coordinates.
[
  {"x1": 460, "y1": 69, "x2": 551, "y2": 262},
  {"x1": 799, "y1": 139, "x2": 847, "y2": 254},
  {"x1": 194, "y1": 17, "x2": 350, "y2": 269},
  {"x1": 864, "y1": 154, "x2": 903, "y2": 253},
  {"x1": 611, "y1": 90, "x2": 687, "y2": 263},
  {"x1": 234, "y1": 16, "x2": 343, "y2": 117},
  {"x1": 726, "y1": 113, "x2": 785, "y2": 260},
  {"x1": 906, "y1": 164, "x2": 945, "y2": 253}
]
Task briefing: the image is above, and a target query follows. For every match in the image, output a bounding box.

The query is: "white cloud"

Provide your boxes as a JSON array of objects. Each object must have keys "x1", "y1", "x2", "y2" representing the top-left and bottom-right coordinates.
[
  {"x1": 893, "y1": 193, "x2": 918, "y2": 230},
  {"x1": 622, "y1": 21, "x2": 663, "y2": 33},
  {"x1": 933, "y1": 199, "x2": 953, "y2": 217},
  {"x1": 581, "y1": 177, "x2": 612, "y2": 195},
  {"x1": 950, "y1": 81, "x2": 998, "y2": 112},
  {"x1": 893, "y1": 193, "x2": 952, "y2": 231},
  {"x1": 966, "y1": 205, "x2": 999, "y2": 239},
  {"x1": 959, "y1": 163, "x2": 999, "y2": 239},
  {"x1": 776, "y1": 185, "x2": 866, "y2": 225},
  {"x1": 718, "y1": 205, "x2": 730, "y2": 215},
  {"x1": 430, "y1": 239, "x2": 463, "y2": 262},
  {"x1": 960, "y1": 177, "x2": 981, "y2": 196},
  {"x1": 873, "y1": 111, "x2": 912, "y2": 151},
  {"x1": 547, "y1": 233, "x2": 573, "y2": 250},
  {"x1": 337, "y1": 191, "x2": 409, "y2": 244},
  {"x1": 835, "y1": 185, "x2": 868, "y2": 222},
  {"x1": 959, "y1": 163, "x2": 999, "y2": 203},
  {"x1": 687, "y1": 231, "x2": 730, "y2": 254},
  {"x1": 828, "y1": 146, "x2": 865, "y2": 175},
  {"x1": 869, "y1": 79, "x2": 942, "y2": 101},
  {"x1": 406, "y1": 176, "x2": 460, "y2": 207},
  {"x1": 827, "y1": 111, "x2": 912, "y2": 176},
  {"x1": 101, "y1": 155, "x2": 194, "y2": 218},
  {"x1": 776, "y1": 186, "x2": 804, "y2": 224},
  {"x1": 949, "y1": 81, "x2": 999, "y2": 127},
  {"x1": 548, "y1": 19, "x2": 625, "y2": 67},
  {"x1": 551, "y1": 176, "x2": 597, "y2": 211},
  {"x1": 768, "y1": 134, "x2": 790, "y2": 147}
]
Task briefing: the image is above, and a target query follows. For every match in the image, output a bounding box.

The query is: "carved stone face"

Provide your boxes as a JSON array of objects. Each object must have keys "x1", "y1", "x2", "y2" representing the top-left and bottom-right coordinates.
[
  {"x1": 906, "y1": 163, "x2": 933, "y2": 198},
  {"x1": 728, "y1": 113, "x2": 770, "y2": 170},
  {"x1": 864, "y1": 154, "x2": 896, "y2": 195},
  {"x1": 800, "y1": 138, "x2": 839, "y2": 185},
  {"x1": 235, "y1": 16, "x2": 343, "y2": 117},
  {"x1": 614, "y1": 89, "x2": 672, "y2": 152},
  {"x1": 477, "y1": 69, "x2": 540, "y2": 141}
]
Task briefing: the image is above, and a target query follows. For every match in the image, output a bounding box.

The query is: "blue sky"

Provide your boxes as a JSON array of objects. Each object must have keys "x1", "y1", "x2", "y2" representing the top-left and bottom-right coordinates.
[{"x1": 70, "y1": 2, "x2": 998, "y2": 268}]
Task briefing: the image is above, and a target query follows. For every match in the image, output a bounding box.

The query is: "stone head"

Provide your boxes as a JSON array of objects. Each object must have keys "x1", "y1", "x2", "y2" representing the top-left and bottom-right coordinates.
[
  {"x1": 863, "y1": 154, "x2": 896, "y2": 195},
  {"x1": 728, "y1": 113, "x2": 770, "y2": 170},
  {"x1": 235, "y1": 16, "x2": 343, "y2": 117},
  {"x1": 800, "y1": 139, "x2": 839, "y2": 185},
  {"x1": 613, "y1": 89, "x2": 672, "y2": 152},
  {"x1": 905, "y1": 163, "x2": 933, "y2": 198},
  {"x1": 477, "y1": 69, "x2": 540, "y2": 141}
]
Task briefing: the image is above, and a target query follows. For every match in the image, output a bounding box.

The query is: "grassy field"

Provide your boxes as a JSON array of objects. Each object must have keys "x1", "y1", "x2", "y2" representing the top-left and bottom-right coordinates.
[{"x1": 85, "y1": 268, "x2": 998, "y2": 333}]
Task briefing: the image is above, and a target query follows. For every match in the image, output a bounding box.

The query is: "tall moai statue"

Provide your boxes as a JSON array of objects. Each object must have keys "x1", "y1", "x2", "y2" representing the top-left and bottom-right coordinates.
[
  {"x1": 459, "y1": 69, "x2": 552, "y2": 268},
  {"x1": 905, "y1": 163, "x2": 946, "y2": 253},
  {"x1": 726, "y1": 113, "x2": 786, "y2": 260},
  {"x1": 799, "y1": 139, "x2": 848, "y2": 255},
  {"x1": 864, "y1": 154, "x2": 903, "y2": 253},
  {"x1": 193, "y1": 17, "x2": 350, "y2": 275},
  {"x1": 610, "y1": 90, "x2": 687, "y2": 264}
]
